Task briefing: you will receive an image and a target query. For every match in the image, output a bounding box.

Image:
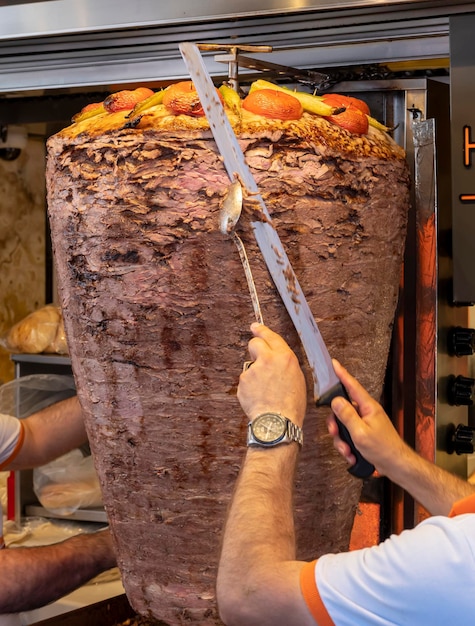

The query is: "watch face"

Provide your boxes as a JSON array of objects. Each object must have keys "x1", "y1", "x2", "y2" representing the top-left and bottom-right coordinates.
[{"x1": 252, "y1": 413, "x2": 286, "y2": 444}]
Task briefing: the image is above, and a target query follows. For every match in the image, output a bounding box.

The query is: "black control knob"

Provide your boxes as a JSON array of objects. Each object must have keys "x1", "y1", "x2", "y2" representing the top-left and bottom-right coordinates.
[
  {"x1": 447, "y1": 375, "x2": 475, "y2": 406},
  {"x1": 447, "y1": 423, "x2": 475, "y2": 455},
  {"x1": 448, "y1": 326, "x2": 475, "y2": 357}
]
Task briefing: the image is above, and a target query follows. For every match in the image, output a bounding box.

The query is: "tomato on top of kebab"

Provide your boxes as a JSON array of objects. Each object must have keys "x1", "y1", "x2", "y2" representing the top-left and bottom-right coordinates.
[
  {"x1": 320, "y1": 92, "x2": 370, "y2": 135},
  {"x1": 242, "y1": 89, "x2": 303, "y2": 121},
  {"x1": 71, "y1": 79, "x2": 389, "y2": 136},
  {"x1": 162, "y1": 81, "x2": 225, "y2": 117}
]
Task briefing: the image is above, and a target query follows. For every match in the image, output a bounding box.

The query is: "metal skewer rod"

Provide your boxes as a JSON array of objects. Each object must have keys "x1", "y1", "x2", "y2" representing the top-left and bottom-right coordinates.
[{"x1": 231, "y1": 232, "x2": 264, "y2": 325}]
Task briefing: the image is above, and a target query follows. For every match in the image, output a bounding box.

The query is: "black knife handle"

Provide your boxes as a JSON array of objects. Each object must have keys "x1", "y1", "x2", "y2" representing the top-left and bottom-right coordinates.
[{"x1": 317, "y1": 382, "x2": 375, "y2": 479}]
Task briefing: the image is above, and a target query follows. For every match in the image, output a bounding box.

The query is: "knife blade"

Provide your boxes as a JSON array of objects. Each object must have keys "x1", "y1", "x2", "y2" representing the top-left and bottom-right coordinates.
[{"x1": 179, "y1": 42, "x2": 374, "y2": 479}]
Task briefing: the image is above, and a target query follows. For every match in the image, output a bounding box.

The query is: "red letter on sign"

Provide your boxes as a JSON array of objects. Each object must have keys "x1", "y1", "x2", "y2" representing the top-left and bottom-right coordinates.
[{"x1": 464, "y1": 125, "x2": 475, "y2": 167}]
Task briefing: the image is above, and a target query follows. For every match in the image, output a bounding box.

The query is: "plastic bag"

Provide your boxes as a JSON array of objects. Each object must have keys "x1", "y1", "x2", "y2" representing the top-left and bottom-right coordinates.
[
  {"x1": 33, "y1": 449, "x2": 103, "y2": 516},
  {"x1": 1, "y1": 304, "x2": 68, "y2": 355},
  {"x1": 0, "y1": 374, "x2": 76, "y2": 418}
]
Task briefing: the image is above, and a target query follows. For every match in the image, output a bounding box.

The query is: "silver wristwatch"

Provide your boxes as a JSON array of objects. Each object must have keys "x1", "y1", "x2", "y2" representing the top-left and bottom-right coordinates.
[{"x1": 247, "y1": 412, "x2": 303, "y2": 448}]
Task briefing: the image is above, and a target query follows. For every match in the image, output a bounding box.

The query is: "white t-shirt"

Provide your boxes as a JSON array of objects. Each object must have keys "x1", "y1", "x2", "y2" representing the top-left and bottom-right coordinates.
[
  {"x1": 301, "y1": 495, "x2": 475, "y2": 626},
  {"x1": 0, "y1": 412, "x2": 22, "y2": 532},
  {"x1": 0, "y1": 414, "x2": 23, "y2": 625},
  {"x1": 0, "y1": 412, "x2": 22, "y2": 537},
  {"x1": 0, "y1": 413, "x2": 22, "y2": 468}
]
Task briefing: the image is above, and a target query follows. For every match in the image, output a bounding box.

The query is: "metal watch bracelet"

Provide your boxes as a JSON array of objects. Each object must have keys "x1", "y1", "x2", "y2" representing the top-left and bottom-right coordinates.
[{"x1": 286, "y1": 419, "x2": 304, "y2": 446}]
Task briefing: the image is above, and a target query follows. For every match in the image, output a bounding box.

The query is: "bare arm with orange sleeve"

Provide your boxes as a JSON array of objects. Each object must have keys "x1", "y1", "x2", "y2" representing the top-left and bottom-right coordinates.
[{"x1": 3, "y1": 395, "x2": 87, "y2": 471}]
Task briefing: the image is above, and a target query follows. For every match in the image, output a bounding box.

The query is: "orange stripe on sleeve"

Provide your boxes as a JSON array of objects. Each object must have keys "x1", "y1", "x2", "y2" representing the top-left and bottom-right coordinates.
[
  {"x1": 449, "y1": 493, "x2": 475, "y2": 517},
  {"x1": 0, "y1": 421, "x2": 25, "y2": 471},
  {"x1": 300, "y1": 560, "x2": 336, "y2": 626}
]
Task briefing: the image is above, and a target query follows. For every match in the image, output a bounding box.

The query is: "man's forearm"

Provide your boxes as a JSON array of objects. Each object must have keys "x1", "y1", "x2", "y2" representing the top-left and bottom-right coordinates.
[
  {"x1": 221, "y1": 446, "x2": 298, "y2": 563},
  {"x1": 386, "y1": 440, "x2": 475, "y2": 516},
  {"x1": 217, "y1": 445, "x2": 303, "y2": 626},
  {"x1": 11, "y1": 396, "x2": 87, "y2": 470},
  {"x1": 330, "y1": 361, "x2": 475, "y2": 516},
  {"x1": 0, "y1": 530, "x2": 116, "y2": 613}
]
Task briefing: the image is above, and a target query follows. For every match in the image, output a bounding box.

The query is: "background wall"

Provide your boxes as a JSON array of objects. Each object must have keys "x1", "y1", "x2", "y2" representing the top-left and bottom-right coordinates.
[{"x1": 0, "y1": 136, "x2": 46, "y2": 383}]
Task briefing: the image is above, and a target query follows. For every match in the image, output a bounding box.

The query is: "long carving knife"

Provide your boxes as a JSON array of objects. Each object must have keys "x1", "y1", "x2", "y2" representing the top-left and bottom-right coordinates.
[{"x1": 179, "y1": 42, "x2": 374, "y2": 479}]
